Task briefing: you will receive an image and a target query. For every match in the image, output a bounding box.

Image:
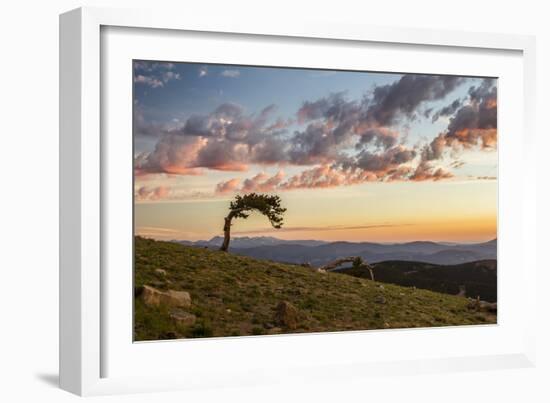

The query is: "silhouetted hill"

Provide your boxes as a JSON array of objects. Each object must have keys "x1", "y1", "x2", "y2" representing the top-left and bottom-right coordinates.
[{"x1": 334, "y1": 259, "x2": 497, "y2": 302}]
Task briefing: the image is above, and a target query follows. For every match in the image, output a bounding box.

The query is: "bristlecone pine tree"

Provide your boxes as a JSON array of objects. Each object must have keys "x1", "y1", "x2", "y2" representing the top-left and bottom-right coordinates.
[{"x1": 220, "y1": 193, "x2": 286, "y2": 252}]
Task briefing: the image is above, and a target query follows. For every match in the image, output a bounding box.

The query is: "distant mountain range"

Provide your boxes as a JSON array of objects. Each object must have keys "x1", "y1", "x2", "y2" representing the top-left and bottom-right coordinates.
[
  {"x1": 175, "y1": 236, "x2": 327, "y2": 249},
  {"x1": 173, "y1": 236, "x2": 497, "y2": 266}
]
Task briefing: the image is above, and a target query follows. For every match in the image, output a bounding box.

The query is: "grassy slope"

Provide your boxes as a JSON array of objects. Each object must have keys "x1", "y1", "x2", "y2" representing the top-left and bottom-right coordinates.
[{"x1": 134, "y1": 237, "x2": 496, "y2": 341}]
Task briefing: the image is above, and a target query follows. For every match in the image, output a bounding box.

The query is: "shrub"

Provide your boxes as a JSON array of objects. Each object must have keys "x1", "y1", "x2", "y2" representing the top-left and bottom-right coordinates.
[
  {"x1": 189, "y1": 322, "x2": 214, "y2": 338},
  {"x1": 252, "y1": 326, "x2": 265, "y2": 335}
]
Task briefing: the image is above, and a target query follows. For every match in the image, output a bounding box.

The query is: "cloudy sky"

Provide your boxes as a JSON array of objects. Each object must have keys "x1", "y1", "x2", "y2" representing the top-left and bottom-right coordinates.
[{"x1": 134, "y1": 61, "x2": 497, "y2": 243}]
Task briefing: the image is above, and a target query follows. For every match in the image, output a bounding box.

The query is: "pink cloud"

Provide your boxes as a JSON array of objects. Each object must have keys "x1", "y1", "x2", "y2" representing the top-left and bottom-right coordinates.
[
  {"x1": 410, "y1": 161, "x2": 453, "y2": 181},
  {"x1": 215, "y1": 171, "x2": 286, "y2": 195},
  {"x1": 215, "y1": 178, "x2": 241, "y2": 194},
  {"x1": 135, "y1": 185, "x2": 171, "y2": 201},
  {"x1": 242, "y1": 171, "x2": 285, "y2": 192}
]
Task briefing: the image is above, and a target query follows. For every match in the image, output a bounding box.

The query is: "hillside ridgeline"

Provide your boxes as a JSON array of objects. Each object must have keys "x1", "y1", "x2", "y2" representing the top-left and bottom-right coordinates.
[
  {"x1": 135, "y1": 237, "x2": 496, "y2": 341},
  {"x1": 334, "y1": 260, "x2": 497, "y2": 302}
]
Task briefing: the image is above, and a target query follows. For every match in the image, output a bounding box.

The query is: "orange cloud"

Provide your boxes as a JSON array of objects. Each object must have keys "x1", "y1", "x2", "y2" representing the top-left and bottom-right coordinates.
[
  {"x1": 215, "y1": 178, "x2": 241, "y2": 194},
  {"x1": 242, "y1": 171, "x2": 285, "y2": 192},
  {"x1": 215, "y1": 171, "x2": 286, "y2": 194},
  {"x1": 410, "y1": 161, "x2": 453, "y2": 182}
]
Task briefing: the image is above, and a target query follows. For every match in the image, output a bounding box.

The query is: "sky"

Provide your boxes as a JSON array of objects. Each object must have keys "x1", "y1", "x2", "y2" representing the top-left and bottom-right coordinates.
[{"x1": 133, "y1": 61, "x2": 497, "y2": 243}]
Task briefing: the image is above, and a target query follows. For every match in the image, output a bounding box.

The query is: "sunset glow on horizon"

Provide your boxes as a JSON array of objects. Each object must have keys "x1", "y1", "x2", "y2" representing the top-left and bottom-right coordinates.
[{"x1": 134, "y1": 62, "x2": 497, "y2": 244}]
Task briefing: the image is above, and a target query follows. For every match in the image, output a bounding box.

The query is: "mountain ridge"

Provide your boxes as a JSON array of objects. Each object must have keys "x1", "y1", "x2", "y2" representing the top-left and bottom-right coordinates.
[{"x1": 172, "y1": 236, "x2": 497, "y2": 266}]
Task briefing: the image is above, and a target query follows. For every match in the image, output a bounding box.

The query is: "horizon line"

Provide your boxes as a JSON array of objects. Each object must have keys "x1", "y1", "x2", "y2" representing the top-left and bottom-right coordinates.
[{"x1": 136, "y1": 234, "x2": 497, "y2": 245}]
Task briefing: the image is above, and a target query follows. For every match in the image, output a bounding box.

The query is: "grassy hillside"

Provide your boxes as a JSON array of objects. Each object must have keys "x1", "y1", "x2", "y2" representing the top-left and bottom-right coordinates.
[
  {"x1": 134, "y1": 237, "x2": 496, "y2": 341},
  {"x1": 336, "y1": 260, "x2": 497, "y2": 302}
]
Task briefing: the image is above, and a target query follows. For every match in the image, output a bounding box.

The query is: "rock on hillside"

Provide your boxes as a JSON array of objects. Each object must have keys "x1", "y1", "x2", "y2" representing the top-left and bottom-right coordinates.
[
  {"x1": 138, "y1": 285, "x2": 191, "y2": 308},
  {"x1": 274, "y1": 301, "x2": 299, "y2": 330}
]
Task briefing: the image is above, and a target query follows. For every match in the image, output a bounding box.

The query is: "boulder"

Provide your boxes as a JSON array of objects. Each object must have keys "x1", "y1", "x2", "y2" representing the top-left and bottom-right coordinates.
[
  {"x1": 155, "y1": 269, "x2": 167, "y2": 276},
  {"x1": 374, "y1": 295, "x2": 386, "y2": 304},
  {"x1": 274, "y1": 301, "x2": 298, "y2": 330},
  {"x1": 140, "y1": 285, "x2": 191, "y2": 308},
  {"x1": 467, "y1": 298, "x2": 496, "y2": 313},
  {"x1": 467, "y1": 296, "x2": 481, "y2": 311},
  {"x1": 479, "y1": 301, "x2": 497, "y2": 313},
  {"x1": 169, "y1": 309, "x2": 196, "y2": 326}
]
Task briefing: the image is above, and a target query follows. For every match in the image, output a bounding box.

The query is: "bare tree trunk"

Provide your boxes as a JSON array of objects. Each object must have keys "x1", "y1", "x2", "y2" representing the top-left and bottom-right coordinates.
[
  {"x1": 319, "y1": 257, "x2": 361, "y2": 271},
  {"x1": 318, "y1": 257, "x2": 375, "y2": 280},
  {"x1": 220, "y1": 216, "x2": 232, "y2": 251},
  {"x1": 368, "y1": 267, "x2": 375, "y2": 281}
]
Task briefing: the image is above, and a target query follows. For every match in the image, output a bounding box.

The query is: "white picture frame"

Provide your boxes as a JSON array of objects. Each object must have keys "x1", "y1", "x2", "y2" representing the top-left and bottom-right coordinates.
[{"x1": 59, "y1": 6, "x2": 537, "y2": 396}]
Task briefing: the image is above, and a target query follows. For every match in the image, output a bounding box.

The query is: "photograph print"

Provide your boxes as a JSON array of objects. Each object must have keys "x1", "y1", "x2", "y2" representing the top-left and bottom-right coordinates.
[{"x1": 133, "y1": 61, "x2": 497, "y2": 341}]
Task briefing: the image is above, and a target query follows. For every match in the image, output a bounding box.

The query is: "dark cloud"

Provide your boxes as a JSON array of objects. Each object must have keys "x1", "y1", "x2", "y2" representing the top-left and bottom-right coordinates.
[
  {"x1": 291, "y1": 93, "x2": 364, "y2": 163},
  {"x1": 449, "y1": 78, "x2": 497, "y2": 142},
  {"x1": 180, "y1": 103, "x2": 245, "y2": 138},
  {"x1": 290, "y1": 91, "x2": 403, "y2": 166},
  {"x1": 194, "y1": 139, "x2": 249, "y2": 172},
  {"x1": 352, "y1": 146, "x2": 416, "y2": 173},
  {"x1": 288, "y1": 122, "x2": 344, "y2": 165},
  {"x1": 250, "y1": 137, "x2": 289, "y2": 165},
  {"x1": 410, "y1": 161, "x2": 453, "y2": 181},
  {"x1": 181, "y1": 114, "x2": 217, "y2": 137},
  {"x1": 355, "y1": 127, "x2": 399, "y2": 150},
  {"x1": 136, "y1": 75, "x2": 494, "y2": 194},
  {"x1": 366, "y1": 75, "x2": 464, "y2": 126},
  {"x1": 423, "y1": 78, "x2": 497, "y2": 161},
  {"x1": 135, "y1": 103, "x2": 292, "y2": 174},
  {"x1": 290, "y1": 77, "x2": 463, "y2": 165},
  {"x1": 213, "y1": 103, "x2": 244, "y2": 119},
  {"x1": 421, "y1": 133, "x2": 447, "y2": 161},
  {"x1": 431, "y1": 98, "x2": 462, "y2": 122},
  {"x1": 297, "y1": 92, "x2": 360, "y2": 124}
]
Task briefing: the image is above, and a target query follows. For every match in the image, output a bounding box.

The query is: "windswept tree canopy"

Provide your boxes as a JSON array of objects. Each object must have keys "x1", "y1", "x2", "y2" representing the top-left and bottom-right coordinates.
[
  {"x1": 220, "y1": 193, "x2": 286, "y2": 251},
  {"x1": 227, "y1": 193, "x2": 286, "y2": 227}
]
